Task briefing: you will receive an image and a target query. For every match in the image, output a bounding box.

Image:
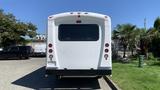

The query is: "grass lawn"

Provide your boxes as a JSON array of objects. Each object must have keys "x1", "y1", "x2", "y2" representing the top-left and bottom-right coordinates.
[{"x1": 111, "y1": 60, "x2": 160, "y2": 90}]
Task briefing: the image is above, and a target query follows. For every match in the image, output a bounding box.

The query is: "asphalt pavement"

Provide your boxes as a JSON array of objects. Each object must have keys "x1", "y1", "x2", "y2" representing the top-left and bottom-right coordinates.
[{"x1": 0, "y1": 58, "x2": 111, "y2": 90}]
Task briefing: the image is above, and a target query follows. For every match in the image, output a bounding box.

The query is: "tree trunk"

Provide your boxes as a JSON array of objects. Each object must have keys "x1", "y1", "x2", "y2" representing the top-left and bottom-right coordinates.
[
  {"x1": 131, "y1": 49, "x2": 134, "y2": 56},
  {"x1": 123, "y1": 45, "x2": 127, "y2": 58},
  {"x1": 145, "y1": 49, "x2": 148, "y2": 59}
]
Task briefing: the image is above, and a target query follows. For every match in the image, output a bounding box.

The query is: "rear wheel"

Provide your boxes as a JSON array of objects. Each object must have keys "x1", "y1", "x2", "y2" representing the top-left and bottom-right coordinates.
[
  {"x1": 56, "y1": 75, "x2": 62, "y2": 79},
  {"x1": 19, "y1": 55, "x2": 22, "y2": 60},
  {"x1": 50, "y1": 75, "x2": 61, "y2": 80},
  {"x1": 96, "y1": 76, "x2": 102, "y2": 78},
  {"x1": 25, "y1": 57, "x2": 29, "y2": 59}
]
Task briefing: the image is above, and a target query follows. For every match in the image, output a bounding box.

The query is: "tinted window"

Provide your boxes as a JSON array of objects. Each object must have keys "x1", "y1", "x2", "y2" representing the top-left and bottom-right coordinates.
[
  {"x1": 18, "y1": 46, "x2": 26, "y2": 51},
  {"x1": 9, "y1": 47, "x2": 18, "y2": 52},
  {"x1": 58, "y1": 24, "x2": 99, "y2": 41},
  {"x1": 18, "y1": 46, "x2": 32, "y2": 52}
]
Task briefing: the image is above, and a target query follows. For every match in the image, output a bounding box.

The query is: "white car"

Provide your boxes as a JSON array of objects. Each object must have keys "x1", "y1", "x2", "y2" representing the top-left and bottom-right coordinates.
[{"x1": 33, "y1": 44, "x2": 46, "y2": 56}]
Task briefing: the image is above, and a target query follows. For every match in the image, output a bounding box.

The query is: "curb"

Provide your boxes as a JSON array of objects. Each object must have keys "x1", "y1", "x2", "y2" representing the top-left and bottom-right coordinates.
[{"x1": 103, "y1": 76, "x2": 121, "y2": 90}]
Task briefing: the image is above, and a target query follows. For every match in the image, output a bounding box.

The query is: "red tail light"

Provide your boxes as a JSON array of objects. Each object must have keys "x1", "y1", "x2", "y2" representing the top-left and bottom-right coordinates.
[
  {"x1": 105, "y1": 43, "x2": 109, "y2": 47},
  {"x1": 105, "y1": 49, "x2": 109, "y2": 53},
  {"x1": 49, "y1": 49, "x2": 53, "y2": 53},
  {"x1": 48, "y1": 43, "x2": 52, "y2": 47},
  {"x1": 104, "y1": 43, "x2": 109, "y2": 60}
]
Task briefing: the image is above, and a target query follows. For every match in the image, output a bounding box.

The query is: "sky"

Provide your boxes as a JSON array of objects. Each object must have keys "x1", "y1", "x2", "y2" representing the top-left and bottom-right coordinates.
[{"x1": 0, "y1": 0, "x2": 160, "y2": 34}]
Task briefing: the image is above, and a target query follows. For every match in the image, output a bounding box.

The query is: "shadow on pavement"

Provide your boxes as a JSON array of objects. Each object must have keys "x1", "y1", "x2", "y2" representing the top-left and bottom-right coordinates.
[{"x1": 12, "y1": 67, "x2": 100, "y2": 90}]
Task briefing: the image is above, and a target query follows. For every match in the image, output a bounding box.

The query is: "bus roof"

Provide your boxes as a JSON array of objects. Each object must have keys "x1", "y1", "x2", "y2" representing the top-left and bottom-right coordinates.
[{"x1": 48, "y1": 12, "x2": 110, "y2": 20}]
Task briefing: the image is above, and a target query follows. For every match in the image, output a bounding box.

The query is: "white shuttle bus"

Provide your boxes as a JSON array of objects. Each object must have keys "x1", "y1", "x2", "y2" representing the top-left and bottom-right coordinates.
[{"x1": 46, "y1": 12, "x2": 111, "y2": 78}]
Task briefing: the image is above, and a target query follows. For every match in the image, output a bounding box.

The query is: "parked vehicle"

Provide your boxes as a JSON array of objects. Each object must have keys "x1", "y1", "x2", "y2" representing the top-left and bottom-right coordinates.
[
  {"x1": 46, "y1": 12, "x2": 112, "y2": 78},
  {"x1": 0, "y1": 48, "x2": 3, "y2": 51},
  {"x1": 32, "y1": 43, "x2": 46, "y2": 56},
  {"x1": 0, "y1": 46, "x2": 33, "y2": 60}
]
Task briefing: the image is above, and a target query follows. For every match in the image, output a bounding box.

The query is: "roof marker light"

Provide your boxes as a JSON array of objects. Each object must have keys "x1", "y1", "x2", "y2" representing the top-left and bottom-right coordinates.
[
  {"x1": 105, "y1": 16, "x2": 108, "y2": 18},
  {"x1": 78, "y1": 15, "x2": 80, "y2": 18},
  {"x1": 49, "y1": 16, "x2": 53, "y2": 19}
]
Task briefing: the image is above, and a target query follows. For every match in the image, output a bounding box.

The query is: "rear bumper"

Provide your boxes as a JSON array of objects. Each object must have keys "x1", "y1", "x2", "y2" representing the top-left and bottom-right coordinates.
[{"x1": 46, "y1": 68, "x2": 111, "y2": 76}]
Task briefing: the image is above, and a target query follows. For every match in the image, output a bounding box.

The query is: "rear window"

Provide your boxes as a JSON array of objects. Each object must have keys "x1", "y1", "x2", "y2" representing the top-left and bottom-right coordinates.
[{"x1": 58, "y1": 24, "x2": 99, "y2": 41}]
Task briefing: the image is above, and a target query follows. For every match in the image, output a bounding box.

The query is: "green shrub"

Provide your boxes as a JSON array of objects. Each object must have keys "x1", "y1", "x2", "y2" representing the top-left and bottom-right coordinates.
[{"x1": 148, "y1": 52, "x2": 156, "y2": 60}]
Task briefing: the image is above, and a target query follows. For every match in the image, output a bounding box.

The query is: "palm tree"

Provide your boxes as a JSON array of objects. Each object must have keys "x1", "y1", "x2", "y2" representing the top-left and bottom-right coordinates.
[
  {"x1": 154, "y1": 17, "x2": 160, "y2": 31},
  {"x1": 128, "y1": 28, "x2": 142, "y2": 56},
  {"x1": 138, "y1": 28, "x2": 150, "y2": 57},
  {"x1": 113, "y1": 24, "x2": 136, "y2": 58},
  {"x1": 149, "y1": 17, "x2": 160, "y2": 57},
  {"x1": 138, "y1": 27, "x2": 158, "y2": 58}
]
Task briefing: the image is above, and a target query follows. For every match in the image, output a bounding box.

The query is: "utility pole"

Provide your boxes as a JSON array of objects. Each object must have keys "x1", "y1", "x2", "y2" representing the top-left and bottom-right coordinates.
[
  {"x1": 144, "y1": 18, "x2": 147, "y2": 30},
  {"x1": 138, "y1": 18, "x2": 147, "y2": 67}
]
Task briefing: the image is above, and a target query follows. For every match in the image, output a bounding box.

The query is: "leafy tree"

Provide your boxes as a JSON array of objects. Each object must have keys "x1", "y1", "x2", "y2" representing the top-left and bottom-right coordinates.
[
  {"x1": 138, "y1": 28, "x2": 150, "y2": 57},
  {"x1": 138, "y1": 27, "x2": 159, "y2": 58},
  {"x1": 154, "y1": 17, "x2": 160, "y2": 31},
  {"x1": 112, "y1": 17, "x2": 160, "y2": 59},
  {"x1": 113, "y1": 24, "x2": 136, "y2": 58},
  {"x1": 128, "y1": 28, "x2": 142, "y2": 56},
  {"x1": 112, "y1": 30, "x2": 119, "y2": 59},
  {"x1": 149, "y1": 17, "x2": 160, "y2": 57},
  {"x1": 0, "y1": 9, "x2": 37, "y2": 47}
]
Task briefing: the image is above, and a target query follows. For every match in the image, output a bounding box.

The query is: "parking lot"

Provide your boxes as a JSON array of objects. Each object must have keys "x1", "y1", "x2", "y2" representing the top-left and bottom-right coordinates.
[{"x1": 0, "y1": 58, "x2": 111, "y2": 90}]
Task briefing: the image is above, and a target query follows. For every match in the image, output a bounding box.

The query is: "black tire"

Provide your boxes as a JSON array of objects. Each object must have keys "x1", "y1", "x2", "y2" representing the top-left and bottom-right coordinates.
[
  {"x1": 56, "y1": 75, "x2": 61, "y2": 79},
  {"x1": 96, "y1": 76, "x2": 102, "y2": 78},
  {"x1": 19, "y1": 56, "x2": 22, "y2": 60},
  {"x1": 25, "y1": 57, "x2": 29, "y2": 59}
]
